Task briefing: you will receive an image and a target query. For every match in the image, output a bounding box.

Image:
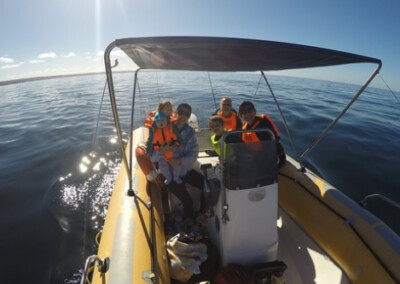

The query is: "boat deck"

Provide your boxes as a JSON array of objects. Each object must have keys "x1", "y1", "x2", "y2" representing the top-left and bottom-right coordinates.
[
  {"x1": 189, "y1": 151, "x2": 351, "y2": 284},
  {"x1": 278, "y1": 209, "x2": 350, "y2": 284}
]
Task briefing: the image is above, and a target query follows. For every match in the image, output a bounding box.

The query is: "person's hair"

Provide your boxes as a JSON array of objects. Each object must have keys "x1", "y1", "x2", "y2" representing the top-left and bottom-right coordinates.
[
  {"x1": 177, "y1": 103, "x2": 192, "y2": 113},
  {"x1": 220, "y1": 97, "x2": 232, "y2": 103},
  {"x1": 239, "y1": 101, "x2": 256, "y2": 114},
  {"x1": 157, "y1": 100, "x2": 173, "y2": 112},
  {"x1": 208, "y1": 115, "x2": 224, "y2": 127}
]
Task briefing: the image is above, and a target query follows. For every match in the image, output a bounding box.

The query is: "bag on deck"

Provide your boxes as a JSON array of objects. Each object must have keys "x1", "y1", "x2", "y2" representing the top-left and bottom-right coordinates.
[
  {"x1": 213, "y1": 263, "x2": 255, "y2": 284},
  {"x1": 250, "y1": 260, "x2": 287, "y2": 284}
]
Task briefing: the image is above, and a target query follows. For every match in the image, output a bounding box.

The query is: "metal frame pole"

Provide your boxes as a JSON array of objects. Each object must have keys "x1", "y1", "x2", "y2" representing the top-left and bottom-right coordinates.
[
  {"x1": 300, "y1": 62, "x2": 382, "y2": 160},
  {"x1": 261, "y1": 71, "x2": 303, "y2": 168},
  {"x1": 128, "y1": 69, "x2": 141, "y2": 192},
  {"x1": 104, "y1": 42, "x2": 132, "y2": 182}
]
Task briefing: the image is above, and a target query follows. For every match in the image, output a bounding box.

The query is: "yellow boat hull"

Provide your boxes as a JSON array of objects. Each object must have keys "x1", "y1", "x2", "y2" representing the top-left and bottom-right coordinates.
[{"x1": 91, "y1": 127, "x2": 400, "y2": 284}]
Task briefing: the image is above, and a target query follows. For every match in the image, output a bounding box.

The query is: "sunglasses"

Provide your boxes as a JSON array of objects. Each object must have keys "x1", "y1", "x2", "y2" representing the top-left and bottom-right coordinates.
[
  {"x1": 222, "y1": 103, "x2": 231, "y2": 106},
  {"x1": 178, "y1": 109, "x2": 191, "y2": 117}
]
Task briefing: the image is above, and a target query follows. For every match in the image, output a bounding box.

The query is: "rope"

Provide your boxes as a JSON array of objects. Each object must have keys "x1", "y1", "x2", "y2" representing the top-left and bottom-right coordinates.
[
  {"x1": 207, "y1": 72, "x2": 218, "y2": 111},
  {"x1": 379, "y1": 74, "x2": 400, "y2": 104},
  {"x1": 156, "y1": 71, "x2": 161, "y2": 102},
  {"x1": 85, "y1": 266, "x2": 95, "y2": 284},
  {"x1": 261, "y1": 71, "x2": 302, "y2": 166},
  {"x1": 95, "y1": 231, "x2": 102, "y2": 247},
  {"x1": 92, "y1": 59, "x2": 119, "y2": 147},
  {"x1": 254, "y1": 74, "x2": 263, "y2": 98},
  {"x1": 91, "y1": 81, "x2": 108, "y2": 148}
]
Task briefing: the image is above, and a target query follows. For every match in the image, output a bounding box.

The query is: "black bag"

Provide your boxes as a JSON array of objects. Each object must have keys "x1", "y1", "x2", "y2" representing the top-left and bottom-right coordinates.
[
  {"x1": 250, "y1": 261, "x2": 287, "y2": 284},
  {"x1": 187, "y1": 238, "x2": 220, "y2": 284},
  {"x1": 213, "y1": 263, "x2": 255, "y2": 284}
]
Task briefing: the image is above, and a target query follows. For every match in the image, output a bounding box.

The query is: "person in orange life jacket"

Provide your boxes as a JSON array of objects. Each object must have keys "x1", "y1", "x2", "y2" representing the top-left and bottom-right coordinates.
[
  {"x1": 144, "y1": 100, "x2": 178, "y2": 129},
  {"x1": 239, "y1": 101, "x2": 286, "y2": 168},
  {"x1": 212, "y1": 97, "x2": 242, "y2": 130},
  {"x1": 208, "y1": 115, "x2": 242, "y2": 157},
  {"x1": 165, "y1": 103, "x2": 206, "y2": 219},
  {"x1": 145, "y1": 111, "x2": 182, "y2": 184}
]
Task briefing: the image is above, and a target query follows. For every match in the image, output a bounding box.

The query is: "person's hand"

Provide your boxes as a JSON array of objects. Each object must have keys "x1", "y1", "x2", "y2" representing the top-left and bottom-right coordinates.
[
  {"x1": 169, "y1": 158, "x2": 181, "y2": 167},
  {"x1": 159, "y1": 144, "x2": 172, "y2": 155}
]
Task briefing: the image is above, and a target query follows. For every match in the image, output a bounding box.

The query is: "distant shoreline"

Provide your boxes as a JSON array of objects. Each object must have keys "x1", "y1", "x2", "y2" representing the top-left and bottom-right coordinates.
[{"x1": 0, "y1": 71, "x2": 134, "y2": 87}]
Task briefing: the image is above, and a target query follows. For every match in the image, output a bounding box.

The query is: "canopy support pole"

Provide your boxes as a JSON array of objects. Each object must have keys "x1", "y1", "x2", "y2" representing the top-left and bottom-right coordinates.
[
  {"x1": 300, "y1": 62, "x2": 382, "y2": 160},
  {"x1": 261, "y1": 71, "x2": 303, "y2": 168},
  {"x1": 128, "y1": 69, "x2": 141, "y2": 192},
  {"x1": 104, "y1": 43, "x2": 132, "y2": 183}
]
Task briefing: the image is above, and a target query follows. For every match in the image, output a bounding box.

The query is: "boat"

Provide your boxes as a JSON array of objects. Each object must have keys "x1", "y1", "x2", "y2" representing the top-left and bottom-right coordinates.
[{"x1": 81, "y1": 37, "x2": 400, "y2": 284}]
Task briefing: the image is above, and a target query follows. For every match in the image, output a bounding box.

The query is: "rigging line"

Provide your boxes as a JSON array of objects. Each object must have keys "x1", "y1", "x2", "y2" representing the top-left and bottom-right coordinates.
[
  {"x1": 91, "y1": 80, "x2": 108, "y2": 148},
  {"x1": 207, "y1": 72, "x2": 218, "y2": 110},
  {"x1": 91, "y1": 59, "x2": 119, "y2": 148},
  {"x1": 85, "y1": 60, "x2": 118, "y2": 262},
  {"x1": 261, "y1": 71, "x2": 302, "y2": 167},
  {"x1": 379, "y1": 74, "x2": 400, "y2": 104},
  {"x1": 137, "y1": 78, "x2": 146, "y2": 119},
  {"x1": 253, "y1": 74, "x2": 263, "y2": 98},
  {"x1": 156, "y1": 71, "x2": 161, "y2": 102}
]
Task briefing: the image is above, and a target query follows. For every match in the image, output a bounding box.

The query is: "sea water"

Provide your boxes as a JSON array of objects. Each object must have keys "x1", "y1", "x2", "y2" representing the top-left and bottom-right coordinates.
[{"x1": 0, "y1": 71, "x2": 399, "y2": 283}]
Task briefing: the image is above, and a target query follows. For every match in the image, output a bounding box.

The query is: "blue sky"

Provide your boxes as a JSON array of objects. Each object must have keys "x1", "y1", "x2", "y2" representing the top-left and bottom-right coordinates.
[{"x1": 1, "y1": 0, "x2": 399, "y2": 90}]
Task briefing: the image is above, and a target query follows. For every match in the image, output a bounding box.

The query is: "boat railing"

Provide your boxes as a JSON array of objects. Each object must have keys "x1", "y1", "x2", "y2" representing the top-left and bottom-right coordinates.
[
  {"x1": 359, "y1": 193, "x2": 400, "y2": 211},
  {"x1": 80, "y1": 255, "x2": 110, "y2": 284}
]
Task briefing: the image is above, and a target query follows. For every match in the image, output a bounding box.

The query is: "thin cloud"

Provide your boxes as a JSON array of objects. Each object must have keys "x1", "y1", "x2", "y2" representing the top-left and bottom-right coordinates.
[
  {"x1": 62, "y1": 52, "x2": 76, "y2": 58},
  {"x1": 96, "y1": 51, "x2": 104, "y2": 57},
  {"x1": 29, "y1": 59, "x2": 45, "y2": 64},
  {"x1": 84, "y1": 52, "x2": 92, "y2": 60},
  {"x1": 1, "y1": 64, "x2": 20, "y2": 69},
  {"x1": 38, "y1": 52, "x2": 57, "y2": 59},
  {"x1": 0, "y1": 57, "x2": 14, "y2": 64}
]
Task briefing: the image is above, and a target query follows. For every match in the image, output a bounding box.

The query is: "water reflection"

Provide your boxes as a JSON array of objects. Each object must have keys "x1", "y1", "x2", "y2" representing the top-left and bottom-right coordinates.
[{"x1": 53, "y1": 137, "x2": 123, "y2": 283}]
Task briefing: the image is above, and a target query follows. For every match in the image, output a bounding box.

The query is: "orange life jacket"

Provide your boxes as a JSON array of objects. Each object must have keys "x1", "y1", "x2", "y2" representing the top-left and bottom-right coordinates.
[
  {"x1": 218, "y1": 111, "x2": 238, "y2": 131},
  {"x1": 144, "y1": 110, "x2": 178, "y2": 128},
  {"x1": 242, "y1": 115, "x2": 280, "y2": 143},
  {"x1": 152, "y1": 123, "x2": 180, "y2": 161}
]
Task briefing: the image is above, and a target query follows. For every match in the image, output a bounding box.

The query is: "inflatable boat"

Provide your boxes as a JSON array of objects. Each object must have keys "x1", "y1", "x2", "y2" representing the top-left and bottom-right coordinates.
[{"x1": 81, "y1": 37, "x2": 400, "y2": 284}]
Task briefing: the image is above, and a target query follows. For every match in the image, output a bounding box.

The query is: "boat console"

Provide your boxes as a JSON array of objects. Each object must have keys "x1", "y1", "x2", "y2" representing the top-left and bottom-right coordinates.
[{"x1": 194, "y1": 128, "x2": 279, "y2": 266}]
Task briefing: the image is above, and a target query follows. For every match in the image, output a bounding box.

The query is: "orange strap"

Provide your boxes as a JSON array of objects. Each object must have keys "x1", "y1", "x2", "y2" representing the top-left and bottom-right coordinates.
[{"x1": 242, "y1": 119, "x2": 261, "y2": 142}]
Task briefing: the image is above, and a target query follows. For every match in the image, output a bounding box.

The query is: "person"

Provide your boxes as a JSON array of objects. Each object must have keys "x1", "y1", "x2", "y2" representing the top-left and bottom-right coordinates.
[
  {"x1": 208, "y1": 115, "x2": 242, "y2": 157},
  {"x1": 239, "y1": 101, "x2": 286, "y2": 168},
  {"x1": 145, "y1": 111, "x2": 182, "y2": 184},
  {"x1": 144, "y1": 99, "x2": 178, "y2": 128},
  {"x1": 213, "y1": 97, "x2": 242, "y2": 130},
  {"x1": 160, "y1": 103, "x2": 204, "y2": 219}
]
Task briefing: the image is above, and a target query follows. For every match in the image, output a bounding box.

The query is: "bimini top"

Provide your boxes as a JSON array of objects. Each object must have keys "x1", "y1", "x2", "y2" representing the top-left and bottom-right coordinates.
[{"x1": 111, "y1": 36, "x2": 381, "y2": 72}]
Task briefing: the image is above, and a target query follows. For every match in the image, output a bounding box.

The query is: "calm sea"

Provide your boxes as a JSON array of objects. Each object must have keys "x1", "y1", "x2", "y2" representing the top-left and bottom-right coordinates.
[{"x1": 0, "y1": 72, "x2": 399, "y2": 283}]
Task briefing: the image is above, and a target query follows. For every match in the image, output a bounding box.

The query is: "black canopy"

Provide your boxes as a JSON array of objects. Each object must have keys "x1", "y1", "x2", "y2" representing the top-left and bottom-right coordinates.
[{"x1": 114, "y1": 36, "x2": 381, "y2": 72}]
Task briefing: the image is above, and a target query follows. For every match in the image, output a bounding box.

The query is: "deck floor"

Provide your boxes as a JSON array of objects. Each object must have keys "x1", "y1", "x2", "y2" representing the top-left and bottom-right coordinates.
[{"x1": 278, "y1": 209, "x2": 350, "y2": 284}]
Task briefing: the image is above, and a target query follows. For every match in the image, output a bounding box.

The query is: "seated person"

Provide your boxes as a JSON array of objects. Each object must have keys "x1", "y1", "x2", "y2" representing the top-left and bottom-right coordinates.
[
  {"x1": 213, "y1": 97, "x2": 242, "y2": 130},
  {"x1": 144, "y1": 99, "x2": 178, "y2": 128},
  {"x1": 167, "y1": 103, "x2": 205, "y2": 219},
  {"x1": 208, "y1": 115, "x2": 242, "y2": 157},
  {"x1": 145, "y1": 111, "x2": 182, "y2": 184},
  {"x1": 239, "y1": 101, "x2": 286, "y2": 168}
]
